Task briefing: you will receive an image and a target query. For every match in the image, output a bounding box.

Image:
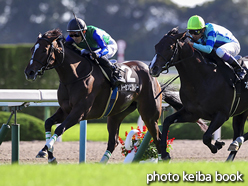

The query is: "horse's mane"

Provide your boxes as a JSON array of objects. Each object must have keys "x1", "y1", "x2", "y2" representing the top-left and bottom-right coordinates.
[
  {"x1": 156, "y1": 27, "x2": 180, "y2": 49},
  {"x1": 44, "y1": 28, "x2": 62, "y2": 38},
  {"x1": 42, "y1": 28, "x2": 81, "y2": 56},
  {"x1": 65, "y1": 42, "x2": 82, "y2": 56}
]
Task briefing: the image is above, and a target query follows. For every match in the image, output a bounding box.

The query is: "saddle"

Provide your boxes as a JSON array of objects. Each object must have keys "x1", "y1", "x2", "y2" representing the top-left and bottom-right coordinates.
[
  {"x1": 85, "y1": 56, "x2": 140, "y2": 91},
  {"x1": 203, "y1": 51, "x2": 248, "y2": 87},
  {"x1": 203, "y1": 52, "x2": 248, "y2": 116},
  {"x1": 98, "y1": 61, "x2": 141, "y2": 118}
]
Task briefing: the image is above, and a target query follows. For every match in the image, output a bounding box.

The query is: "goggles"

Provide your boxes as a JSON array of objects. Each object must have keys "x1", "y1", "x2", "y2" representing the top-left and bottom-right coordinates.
[
  {"x1": 69, "y1": 33, "x2": 81, "y2": 38},
  {"x1": 188, "y1": 29, "x2": 202, "y2": 35}
]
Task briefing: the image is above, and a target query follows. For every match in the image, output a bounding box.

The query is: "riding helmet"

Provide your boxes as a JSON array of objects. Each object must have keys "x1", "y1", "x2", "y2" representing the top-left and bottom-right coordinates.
[
  {"x1": 187, "y1": 15, "x2": 205, "y2": 30},
  {"x1": 67, "y1": 18, "x2": 87, "y2": 32}
]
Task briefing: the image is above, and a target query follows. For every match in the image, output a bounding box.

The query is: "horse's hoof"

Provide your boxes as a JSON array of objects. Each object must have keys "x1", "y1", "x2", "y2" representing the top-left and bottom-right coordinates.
[
  {"x1": 228, "y1": 137, "x2": 244, "y2": 151},
  {"x1": 48, "y1": 157, "x2": 58, "y2": 164},
  {"x1": 36, "y1": 150, "x2": 48, "y2": 158},
  {"x1": 228, "y1": 142, "x2": 239, "y2": 152},
  {"x1": 210, "y1": 146, "x2": 218, "y2": 154},
  {"x1": 161, "y1": 153, "x2": 171, "y2": 162},
  {"x1": 215, "y1": 140, "x2": 225, "y2": 150},
  {"x1": 48, "y1": 146, "x2": 54, "y2": 153}
]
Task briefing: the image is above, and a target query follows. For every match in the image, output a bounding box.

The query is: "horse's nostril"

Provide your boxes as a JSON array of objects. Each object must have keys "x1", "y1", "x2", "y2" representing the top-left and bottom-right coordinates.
[
  {"x1": 24, "y1": 69, "x2": 37, "y2": 81},
  {"x1": 29, "y1": 71, "x2": 35, "y2": 76},
  {"x1": 149, "y1": 66, "x2": 160, "y2": 77},
  {"x1": 152, "y1": 66, "x2": 158, "y2": 73}
]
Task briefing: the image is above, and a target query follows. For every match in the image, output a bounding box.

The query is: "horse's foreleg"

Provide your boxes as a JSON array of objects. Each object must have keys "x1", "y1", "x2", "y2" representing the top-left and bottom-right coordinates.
[
  {"x1": 36, "y1": 119, "x2": 58, "y2": 159},
  {"x1": 161, "y1": 108, "x2": 199, "y2": 161},
  {"x1": 36, "y1": 116, "x2": 57, "y2": 158},
  {"x1": 203, "y1": 113, "x2": 227, "y2": 154},
  {"x1": 45, "y1": 107, "x2": 84, "y2": 164},
  {"x1": 227, "y1": 132, "x2": 248, "y2": 161},
  {"x1": 160, "y1": 113, "x2": 179, "y2": 160},
  {"x1": 36, "y1": 107, "x2": 66, "y2": 164},
  {"x1": 226, "y1": 113, "x2": 248, "y2": 161},
  {"x1": 228, "y1": 114, "x2": 247, "y2": 151},
  {"x1": 227, "y1": 134, "x2": 248, "y2": 161}
]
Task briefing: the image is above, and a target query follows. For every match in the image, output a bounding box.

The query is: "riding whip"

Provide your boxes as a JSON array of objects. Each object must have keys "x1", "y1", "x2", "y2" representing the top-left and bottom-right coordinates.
[
  {"x1": 72, "y1": 11, "x2": 110, "y2": 80},
  {"x1": 72, "y1": 12, "x2": 100, "y2": 63},
  {"x1": 72, "y1": 12, "x2": 93, "y2": 53}
]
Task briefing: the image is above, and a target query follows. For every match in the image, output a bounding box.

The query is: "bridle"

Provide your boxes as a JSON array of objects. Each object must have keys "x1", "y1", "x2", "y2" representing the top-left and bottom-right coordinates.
[
  {"x1": 30, "y1": 35, "x2": 65, "y2": 75},
  {"x1": 156, "y1": 39, "x2": 179, "y2": 73},
  {"x1": 155, "y1": 35, "x2": 195, "y2": 73}
]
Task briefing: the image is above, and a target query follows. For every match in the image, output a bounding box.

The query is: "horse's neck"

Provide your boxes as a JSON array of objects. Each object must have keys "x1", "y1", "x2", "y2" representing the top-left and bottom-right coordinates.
[{"x1": 176, "y1": 45, "x2": 216, "y2": 84}]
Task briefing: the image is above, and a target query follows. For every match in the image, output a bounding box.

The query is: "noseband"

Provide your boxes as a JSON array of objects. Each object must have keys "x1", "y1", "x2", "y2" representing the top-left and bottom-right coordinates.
[{"x1": 30, "y1": 35, "x2": 65, "y2": 75}]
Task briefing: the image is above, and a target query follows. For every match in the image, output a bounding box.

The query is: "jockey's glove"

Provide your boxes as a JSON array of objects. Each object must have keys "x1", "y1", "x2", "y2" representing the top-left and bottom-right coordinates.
[
  {"x1": 184, "y1": 37, "x2": 191, "y2": 44},
  {"x1": 90, "y1": 52, "x2": 100, "y2": 60}
]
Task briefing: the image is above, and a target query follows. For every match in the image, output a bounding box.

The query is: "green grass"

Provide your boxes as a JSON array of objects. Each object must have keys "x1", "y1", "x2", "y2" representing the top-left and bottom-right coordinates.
[
  {"x1": 0, "y1": 162, "x2": 247, "y2": 186},
  {"x1": 157, "y1": 73, "x2": 180, "y2": 87},
  {"x1": 59, "y1": 117, "x2": 246, "y2": 142},
  {"x1": 60, "y1": 123, "x2": 136, "y2": 141}
]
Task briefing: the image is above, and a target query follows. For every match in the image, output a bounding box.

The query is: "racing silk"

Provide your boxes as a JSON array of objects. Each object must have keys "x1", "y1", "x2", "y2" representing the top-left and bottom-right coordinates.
[
  {"x1": 193, "y1": 23, "x2": 237, "y2": 54},
  {"x1": 66, "y1": 25, "x2": 111, "y2": 57}
]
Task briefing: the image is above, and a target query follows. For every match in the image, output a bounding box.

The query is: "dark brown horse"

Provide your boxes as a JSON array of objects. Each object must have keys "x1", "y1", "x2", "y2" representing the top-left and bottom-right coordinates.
[
  {"x1": 24, "y1": 29, "x2": 183, "y2": 163},
  {"x1": 149, "y1": 28, "x2": 248, "y2": 161}
]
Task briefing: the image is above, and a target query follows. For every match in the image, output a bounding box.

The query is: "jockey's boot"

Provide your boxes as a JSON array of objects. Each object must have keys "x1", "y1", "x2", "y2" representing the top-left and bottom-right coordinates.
[
  {"x1": 98, "y1": 56, "x2": 126, "y2": 86},
  {"x1": 227, "y1": 56, "x2": 247, "y2": 80}
]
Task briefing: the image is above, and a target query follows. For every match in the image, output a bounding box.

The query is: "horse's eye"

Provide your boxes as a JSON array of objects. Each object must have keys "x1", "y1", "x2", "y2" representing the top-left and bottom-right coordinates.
[{"x1": 43, "y1": 49, "x2": 47, "y2": 52}]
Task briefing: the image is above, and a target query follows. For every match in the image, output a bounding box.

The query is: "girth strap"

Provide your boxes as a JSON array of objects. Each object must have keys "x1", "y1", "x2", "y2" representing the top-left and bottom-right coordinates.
[
  {"x1": 99, "y1": 87, "x2": 119, "y2": 118},
  {"x1": 229, "y1": 81, "x2": 241, "y2": 117}
]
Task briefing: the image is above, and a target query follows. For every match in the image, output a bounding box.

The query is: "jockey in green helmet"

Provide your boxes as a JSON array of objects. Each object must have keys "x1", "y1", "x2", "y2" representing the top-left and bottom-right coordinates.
[{"x1": 186, "y1": 15, "x2": 246, "y2": 80}]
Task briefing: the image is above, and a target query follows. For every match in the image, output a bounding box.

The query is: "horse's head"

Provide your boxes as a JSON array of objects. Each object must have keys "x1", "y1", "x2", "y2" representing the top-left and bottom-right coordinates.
[
  {"x1": 149, "y1": 27, "x2": 186, "y2": 77},
  {"x1": 24, "y1": 29, "x2": 64, "y2": 81}
]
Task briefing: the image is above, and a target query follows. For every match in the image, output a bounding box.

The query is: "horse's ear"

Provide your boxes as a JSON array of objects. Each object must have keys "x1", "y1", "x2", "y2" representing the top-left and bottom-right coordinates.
[
  {"x1": 167, "y1": 27, "x2": 179, "y2": 35},
  {"x1": 177, "y1": 32, "x2": 187, "y2": 48},
  {"x1": 38, "y1": 33, "x2": 42, "y2": 39}
]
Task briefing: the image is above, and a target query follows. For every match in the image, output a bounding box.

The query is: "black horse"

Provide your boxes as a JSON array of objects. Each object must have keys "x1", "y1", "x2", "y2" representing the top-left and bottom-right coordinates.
[
  {"x1": 149, "y1": 28, "x2": 248, "y2": 161},
  {"x1": 24, "y1": 29, "x2": 187, "y2": 163}
]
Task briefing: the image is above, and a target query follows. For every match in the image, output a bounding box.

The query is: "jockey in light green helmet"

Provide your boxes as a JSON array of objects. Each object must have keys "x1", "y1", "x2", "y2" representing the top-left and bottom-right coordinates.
[
  {"x1": 185, "y1": 15, "x2": 246, "y2": 80},
  {"x1": 187, "y1": 15, "x2": 205, "y2": 30}
]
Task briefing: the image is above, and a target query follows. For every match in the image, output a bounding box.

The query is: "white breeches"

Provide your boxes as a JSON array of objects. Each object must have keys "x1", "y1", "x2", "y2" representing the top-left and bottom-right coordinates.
[{"x1": 216, "y1": 39, "x2": 240, "y2": 58}]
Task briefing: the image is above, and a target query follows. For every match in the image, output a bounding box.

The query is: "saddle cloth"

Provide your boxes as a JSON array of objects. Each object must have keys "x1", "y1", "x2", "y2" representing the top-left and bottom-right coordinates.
[{"x1": 115, "y1": 62, "x2": 140, "y2": 93}]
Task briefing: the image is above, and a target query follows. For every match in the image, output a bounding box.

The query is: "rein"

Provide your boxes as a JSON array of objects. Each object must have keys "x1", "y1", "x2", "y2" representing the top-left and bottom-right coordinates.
[
  {"x1": 158, "y1": 39, "x2": 196, "y2": 72},
  {"x1": 155, "y1": 75, "x2": 179, "y2": 99},
  {"x1": 31, "y1": 33, "x2": 94, "y2": 85}
]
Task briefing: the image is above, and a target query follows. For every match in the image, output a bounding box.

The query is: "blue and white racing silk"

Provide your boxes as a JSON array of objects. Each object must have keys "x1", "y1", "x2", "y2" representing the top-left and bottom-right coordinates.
[{"x1": 193, "y1": 23, "x2": 239, "y2": 55}]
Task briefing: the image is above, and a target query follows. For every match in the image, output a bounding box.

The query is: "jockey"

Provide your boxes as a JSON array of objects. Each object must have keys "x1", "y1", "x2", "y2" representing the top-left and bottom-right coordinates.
[
  {"x1": 186, "y1": 15, "x2": 246, "y2": 80},
  {"x1": 66, "y1": 18, "x2": 125, "y2": 85}
]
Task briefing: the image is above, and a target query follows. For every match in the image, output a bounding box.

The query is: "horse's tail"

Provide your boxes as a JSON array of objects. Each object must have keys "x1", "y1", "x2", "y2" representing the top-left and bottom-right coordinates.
[
  {"x1": 160, "y1": 77, "x2": 182, "y2": 111},
  {"x1": 196, "y1": 119, "x2": 208, "y2": 132},
  {"x1": 162, "y1": 87, "x2": 182, "y2": 111},
  {"x1": 161, "y1": 78, "x2": 208, "y2": 132}
]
